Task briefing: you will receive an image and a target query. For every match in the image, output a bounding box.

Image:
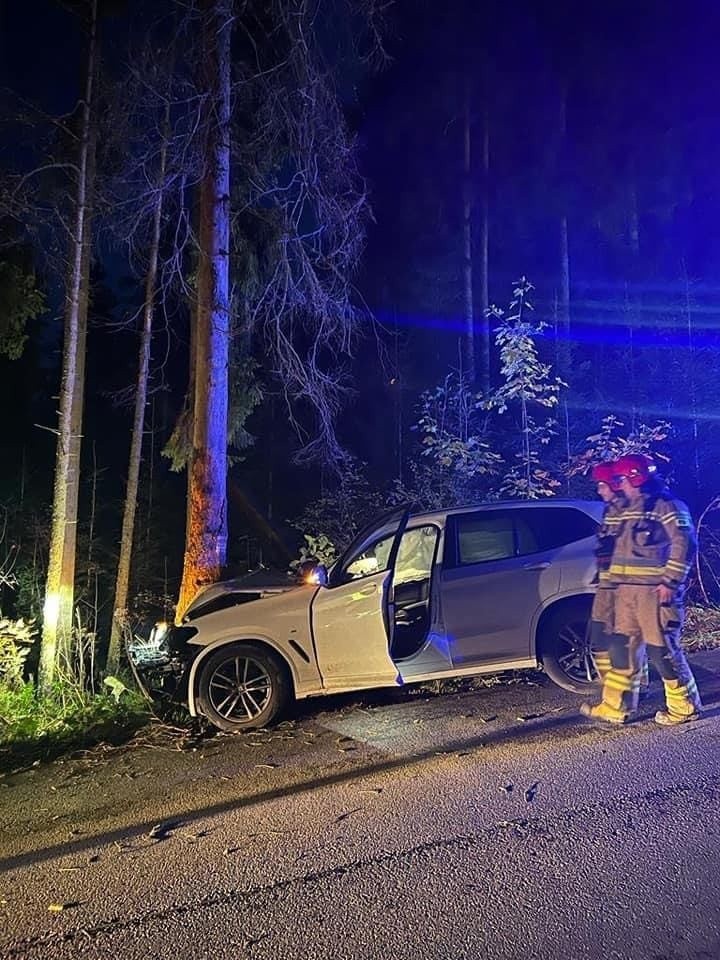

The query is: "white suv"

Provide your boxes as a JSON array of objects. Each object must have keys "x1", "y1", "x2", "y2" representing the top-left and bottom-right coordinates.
[{"x1": 132, "y1": 500, "x2": 603, "y2": 732}]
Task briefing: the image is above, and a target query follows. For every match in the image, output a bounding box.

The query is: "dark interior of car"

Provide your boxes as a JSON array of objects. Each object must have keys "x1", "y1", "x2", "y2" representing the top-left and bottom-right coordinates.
[{"x1": 390, "y1": 577, "x2": 432, "y2": 660}]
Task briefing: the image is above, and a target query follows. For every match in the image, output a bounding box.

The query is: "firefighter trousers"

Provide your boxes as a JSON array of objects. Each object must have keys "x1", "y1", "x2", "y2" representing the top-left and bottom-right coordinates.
[{"x1": 600, "y1": 584, "x2": 701, "y2": 720}]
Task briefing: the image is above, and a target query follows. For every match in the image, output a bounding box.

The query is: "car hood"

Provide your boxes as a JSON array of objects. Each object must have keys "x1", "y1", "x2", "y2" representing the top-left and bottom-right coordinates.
[{"x1": 182, "y1": 576, "x2": 301, "y2": 622}]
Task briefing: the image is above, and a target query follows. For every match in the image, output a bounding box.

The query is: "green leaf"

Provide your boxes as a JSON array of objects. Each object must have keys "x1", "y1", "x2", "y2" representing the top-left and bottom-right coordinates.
[{"x1": 103, "y1": 676, "x2": 129, "y2": 703}]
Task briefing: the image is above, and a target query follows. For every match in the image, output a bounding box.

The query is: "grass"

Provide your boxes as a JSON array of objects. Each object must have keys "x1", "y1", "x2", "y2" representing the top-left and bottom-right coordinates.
[
  {"x1": 0, "y1": 680, "x2": 150, "y2": 772},
  {"x1": 684, "y1": 604, "x2": 720, "y2": 652},
  {"x1": 1, "y1": 604, "x2": 719, "y2": 771}
]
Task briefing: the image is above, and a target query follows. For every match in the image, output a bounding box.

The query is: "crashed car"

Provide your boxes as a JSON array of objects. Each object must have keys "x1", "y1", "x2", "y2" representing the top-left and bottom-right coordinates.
[{"x1": 130, "y1": 500, "x2": 604, "y2": 732}]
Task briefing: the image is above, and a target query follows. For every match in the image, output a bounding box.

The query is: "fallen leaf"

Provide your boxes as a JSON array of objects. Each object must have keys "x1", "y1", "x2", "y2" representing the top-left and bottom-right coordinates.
[
  {"x1": 48, "y1": 902, "x2": 80, "y2": 913},
  {"x1": 148, "y1": 820, "x2": 178, "y2": 840},
  {"x1": 524, "y1": 782, "x2": 540, "y2": 803}
]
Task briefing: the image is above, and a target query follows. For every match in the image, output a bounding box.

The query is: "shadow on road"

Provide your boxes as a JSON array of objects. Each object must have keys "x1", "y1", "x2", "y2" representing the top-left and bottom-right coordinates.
[
  {"x1": 0, "y1": 703, "x2": 699, "y2": 875},
  {"x1": 2, "y1": 655, "x2": 717, "y2": 877},
  {"x1": 692, "y1": 662, "x2": 720, "y2": 705}
]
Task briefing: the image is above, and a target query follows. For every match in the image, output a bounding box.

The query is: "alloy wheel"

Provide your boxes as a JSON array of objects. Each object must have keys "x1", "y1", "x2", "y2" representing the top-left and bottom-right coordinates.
[
  {"x1": 207, "y1": 654, "x2": 273, "y2": 721},
  {"x1": 555, "y1": 621, "x2": 597, "y2": 685}
]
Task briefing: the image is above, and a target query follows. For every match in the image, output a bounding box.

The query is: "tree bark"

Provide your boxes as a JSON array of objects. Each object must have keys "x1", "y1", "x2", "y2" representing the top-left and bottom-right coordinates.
[
  {"x1": 176, "y1": 0, "x2": 232, "y2": 620},
  {"x1": 556, "y1": 87, "x2": 571, "y2": 378},
  {"x1": 107, "y1": 107, "x2": 170, "y2": 673},
  {"x1": 478, "y1": 59, "x2": 490, "y2": 395},
  {"x1": 461, "y1": 74, "x2": 476, "y2": 385},
  {"x1": 626, "y1": 175, "x2": 640, "y2": 430},
  {"x1": 39, "y1": 0, "x2": 98, "y2": 689}
]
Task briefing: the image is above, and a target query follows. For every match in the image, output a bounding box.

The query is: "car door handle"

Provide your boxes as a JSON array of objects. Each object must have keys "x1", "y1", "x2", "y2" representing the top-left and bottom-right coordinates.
[
  {"x1": 358, "y1": 583, "x2": 378, "y2": 597},
  {"x1": 523, "y1": 561, "x2": 551, "y2": 570}
]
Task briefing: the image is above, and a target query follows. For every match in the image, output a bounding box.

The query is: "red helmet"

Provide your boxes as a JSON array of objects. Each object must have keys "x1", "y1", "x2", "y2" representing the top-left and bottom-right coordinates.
[
  {"x1": 612, "y1": 453, "x2": 657, "y2": 488},
  {"x1": 591, "y1": 462, "x2": 619, "y2": 489}
]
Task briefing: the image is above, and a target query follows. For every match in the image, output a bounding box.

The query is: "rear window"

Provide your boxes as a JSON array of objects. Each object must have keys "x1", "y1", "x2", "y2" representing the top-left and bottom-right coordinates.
[
  {"x1": 520, "y1": 507, "x2": 597, "y2": 551},
  {"x1": 457, "y1": 512, "x2": 515, "y2": 564},
  {"x1": 451, "y1": 511, "x2": 539, "y2": 565},
  {"x1": 448, "y1": 506, "x2": 596, "y2": 566}
]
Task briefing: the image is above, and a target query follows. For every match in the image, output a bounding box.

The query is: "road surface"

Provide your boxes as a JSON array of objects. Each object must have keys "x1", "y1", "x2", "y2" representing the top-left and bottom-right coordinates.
[{"x1": 1, "y1": 653, "x2": 719, "y2": 959}]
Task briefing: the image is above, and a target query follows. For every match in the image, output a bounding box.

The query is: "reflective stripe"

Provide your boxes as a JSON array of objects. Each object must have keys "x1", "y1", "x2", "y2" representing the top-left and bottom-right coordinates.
[
  {"x1": 609, "y1": 563, "x2": 665, "y2": 578},
  {"x1": 605, "y1": 673, "x2": 634, "y2": 693},
  {"x1": 663, "y1": 678, "x2": 701, "y2": 717}
]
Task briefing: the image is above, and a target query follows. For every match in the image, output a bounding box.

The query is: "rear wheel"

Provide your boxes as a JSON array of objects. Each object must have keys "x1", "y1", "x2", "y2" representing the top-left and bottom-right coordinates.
[
  {"x1": 196, "y1": 643, "x2": 290, "y2": 732},
  {"x1": 540, "y1": 608, "x2": 599, "y2": 695}
]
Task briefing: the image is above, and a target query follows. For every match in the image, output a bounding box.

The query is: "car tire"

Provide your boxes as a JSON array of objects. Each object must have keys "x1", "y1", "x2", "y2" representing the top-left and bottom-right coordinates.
[
  {"x1": 196, "y1": 643, "x2": 291, "y2": 732},
  {"x1": 540, "y1": 607, "x2": 600, "y2": 696}
]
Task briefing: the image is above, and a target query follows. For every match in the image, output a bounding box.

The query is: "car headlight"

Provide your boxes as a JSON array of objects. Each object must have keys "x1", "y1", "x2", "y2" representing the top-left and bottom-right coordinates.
[{"x1": 149, "y1": 620, "x2": 169, "y2": 646}]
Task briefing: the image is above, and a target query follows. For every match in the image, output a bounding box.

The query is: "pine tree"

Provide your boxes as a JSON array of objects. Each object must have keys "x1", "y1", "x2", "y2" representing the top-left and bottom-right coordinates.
[{"x1": 39, "y1": 0, "x2": 99, "y2": 688}]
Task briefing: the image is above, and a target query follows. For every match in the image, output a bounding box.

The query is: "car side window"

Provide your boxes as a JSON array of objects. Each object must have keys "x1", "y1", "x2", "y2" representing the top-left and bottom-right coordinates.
[
  {"x1": 343, "y1": 525, "x2": 439, "y2": 582},
  {"x1": 344, "y1": 534, "x2": 393, "y2": 580},
  {"x1": 520, "y1": 507, "x2": 598, "y2": 552},
  {"x1": 394, "y1": 525, "x2": 439, "y2": 583},
  {"x1": 456, "y1": 513, "x2": 515, "y2": 564}
]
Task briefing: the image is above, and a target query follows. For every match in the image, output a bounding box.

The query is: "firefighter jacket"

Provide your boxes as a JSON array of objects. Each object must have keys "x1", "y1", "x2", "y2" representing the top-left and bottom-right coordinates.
[
  {"x1": 596, "y1": 497, "x2": 626, "y2": 588},
  {"x1": 608, "y1": 493, "x2": 696, "y2": 590}
]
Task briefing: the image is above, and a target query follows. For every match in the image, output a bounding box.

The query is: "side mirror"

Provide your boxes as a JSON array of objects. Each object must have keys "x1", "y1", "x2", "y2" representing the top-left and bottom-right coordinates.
[
  {"x1": 312, "y1": 563, "x2": 328, "y2": 586},
  {"x1": 297, "y1": 559, "x2": 328, "y2": 586}
]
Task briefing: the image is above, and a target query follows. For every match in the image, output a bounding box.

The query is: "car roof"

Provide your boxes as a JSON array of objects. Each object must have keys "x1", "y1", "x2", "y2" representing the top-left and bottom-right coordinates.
[{"x1": 408, "y1": 498, "x2": 603, "y2": 525}]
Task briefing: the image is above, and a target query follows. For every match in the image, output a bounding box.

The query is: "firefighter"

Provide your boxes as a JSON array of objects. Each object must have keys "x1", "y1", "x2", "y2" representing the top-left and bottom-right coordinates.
[
  {"x1": 581, "y1": 453, "x2": 701, "y2": 726},
  {"x1": 587, "y1": 462, "x2": 625, "y2": 682},
  {"x1": 588, "y1": 462, "x2": 649, "y2": 689}
]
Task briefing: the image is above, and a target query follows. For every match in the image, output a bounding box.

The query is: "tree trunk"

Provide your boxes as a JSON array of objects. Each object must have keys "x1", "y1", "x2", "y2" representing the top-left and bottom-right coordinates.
[
  {"x1": 59, "y1": 179, "x2": 92, "y2": 651},
  {"x1": 39, "y1": 0, "x2": 98, "y2": 690},
  {"x1": 681, "y1": 264, "x2": 700, "y2": 486},
  {"x1": 556, "y1": 87, "x2": 571, "y2": 378},
  {"x1": 478, "y1": 88, "x2": 490, "y2": 395},
  {"x1": 176, "y1": 0, "x2": 232, "y2": 620},
  {"x1": 626, "y1": 176, "x2": 640, "y2": 430},
  {"x1": 461, "y1": 74, "x2": 476, "y2": 384},
  {"x1": 107, "y1": 109, "x2": 170, "y2": 673}
]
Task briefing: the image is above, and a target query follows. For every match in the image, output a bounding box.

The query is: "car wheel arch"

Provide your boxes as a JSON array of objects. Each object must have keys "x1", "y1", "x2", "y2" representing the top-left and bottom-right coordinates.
[
  {"x1": 187, "y1": 636, "x2": 297, "y2": 718},
  {"x1": 534, "y1": 594, "x2": 594, "y2": 662},
  {"x1": 534, "y1": 593, "x2": 598, "y2": 695}
]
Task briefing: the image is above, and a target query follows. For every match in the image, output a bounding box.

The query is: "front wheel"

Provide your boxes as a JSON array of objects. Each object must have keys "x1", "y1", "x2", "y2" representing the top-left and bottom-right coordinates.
[
  {"x1": 540, "y1": 609, "x2": 600, "y2": 695},
  {"x1": 196, "y1": 643, "x2": 290, "y2": 732}
]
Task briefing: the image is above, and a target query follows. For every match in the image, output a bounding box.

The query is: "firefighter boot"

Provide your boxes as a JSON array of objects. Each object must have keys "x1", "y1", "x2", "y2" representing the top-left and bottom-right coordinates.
[
  {"x1": 580, "y1": 701, "x2": 627, "y2": 724},
  {"x1": 647, "y1": 644, "x2": 702, "y2": 725},
  {"x1": 589, "y1": 621, "x2": 612, "y2": 683},
  {"x1": 656, "y1": 673, "x2": 702, "y2": 725},
  {"x1": 592, "y1": 649, "x2": 612, "y2": 684},
  {"x1": 581, "y1": 634, "x2": 641, "y2": 724}
]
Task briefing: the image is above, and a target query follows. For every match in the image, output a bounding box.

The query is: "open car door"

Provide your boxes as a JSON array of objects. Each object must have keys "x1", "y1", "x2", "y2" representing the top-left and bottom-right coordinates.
[{"x1": 309, "y1": 506, "x2": 411, "y2": 691}]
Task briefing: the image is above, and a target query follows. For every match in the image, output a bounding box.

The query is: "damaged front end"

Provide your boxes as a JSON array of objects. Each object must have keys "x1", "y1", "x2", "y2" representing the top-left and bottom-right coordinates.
[{"x1": 126, "y1": 622, "x2": 199, "y2": 705}]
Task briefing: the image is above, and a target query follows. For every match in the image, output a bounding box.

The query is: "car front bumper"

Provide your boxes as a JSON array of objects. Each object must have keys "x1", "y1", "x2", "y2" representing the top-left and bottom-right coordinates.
[{"x1": 126, "y1": 623, "x2": 199, "y2": 704}]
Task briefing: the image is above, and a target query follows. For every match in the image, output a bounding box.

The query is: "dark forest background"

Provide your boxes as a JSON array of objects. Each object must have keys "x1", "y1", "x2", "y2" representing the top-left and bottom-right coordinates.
[{"x1": 2, "y1": 0, "x2": 720, "y2": 645}]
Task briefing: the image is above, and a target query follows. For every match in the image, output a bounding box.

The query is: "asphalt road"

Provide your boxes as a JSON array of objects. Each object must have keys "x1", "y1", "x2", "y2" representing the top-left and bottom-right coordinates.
[{"x1": 2, "y1": 653, "x2": 720, "y2": 960}]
